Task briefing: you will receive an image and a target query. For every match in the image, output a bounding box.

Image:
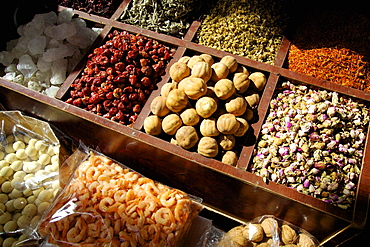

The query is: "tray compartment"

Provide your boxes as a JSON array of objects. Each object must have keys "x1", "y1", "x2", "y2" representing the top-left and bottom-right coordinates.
[
  {"x1": 58, "y1": 25, "x2": 179, "y2": 126},
  {"x1": 192, "y1": 0, "x2": 295, "y2": 66},
  {"x1": 136, "y1": 46, "x2": 274, "y2": 166},
  {"x1": 283, "y1": 4, "x2": 370, "y2": 92}
]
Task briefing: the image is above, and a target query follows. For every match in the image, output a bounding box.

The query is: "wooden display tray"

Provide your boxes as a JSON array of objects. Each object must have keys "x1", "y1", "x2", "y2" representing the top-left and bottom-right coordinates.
[{"x1": 1, "y1": 2, "x2": 369, "y2": 246}]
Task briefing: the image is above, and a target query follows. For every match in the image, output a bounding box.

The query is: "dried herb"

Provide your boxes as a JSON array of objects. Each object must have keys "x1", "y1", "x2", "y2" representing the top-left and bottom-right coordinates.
[
  {"x1": 287, "y1": 9, "x2": 370, "y2": 91},
  {"x1": 195, "y1": 0, "x2": 293, "y2": 65},
  {"x1": 58, "y1": 0, "x2": 122, "y2": 18},
  {"x1": 120, "y1": 0, "x2": 207, "y2": 38}
]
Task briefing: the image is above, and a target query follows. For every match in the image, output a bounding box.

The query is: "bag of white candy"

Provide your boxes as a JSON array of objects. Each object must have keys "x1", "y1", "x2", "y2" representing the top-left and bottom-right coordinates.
[{"x1": 0, "y1": 111, "x2": 63, "y2": 246}]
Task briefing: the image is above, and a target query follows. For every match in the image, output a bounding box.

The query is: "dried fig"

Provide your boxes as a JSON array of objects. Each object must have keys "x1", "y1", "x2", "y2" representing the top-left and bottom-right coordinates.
[
  {"x1": 281, "y1": 224, "x2": 297, "y2": 245},
  {"x1": 297, "y1": 233, "x2": 316, "y2": 247},
  {"x1": 260, "y1": 218, "x2": 278, "y2": 238},
  {"x1": 243, "y1": 223, "x2": 264, "y2": 242},
  {"x1": 227, "y1": 226, "x2": 248, "y2": 247}
]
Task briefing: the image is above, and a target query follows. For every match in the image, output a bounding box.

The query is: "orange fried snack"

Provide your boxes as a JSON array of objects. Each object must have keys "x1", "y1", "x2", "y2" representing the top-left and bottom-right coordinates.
[{"x1": 38, "y1": 153, "x2": 200, "y2": 246}]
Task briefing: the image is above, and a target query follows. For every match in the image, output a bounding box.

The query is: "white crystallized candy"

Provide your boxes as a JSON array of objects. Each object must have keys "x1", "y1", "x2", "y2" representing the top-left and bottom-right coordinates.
[
  {"x1": 0, "y1": 134, "x2": 61, "y2": 245},
  {"x1": 0, "y1": 8, "x2": 102, "y2": 97}
]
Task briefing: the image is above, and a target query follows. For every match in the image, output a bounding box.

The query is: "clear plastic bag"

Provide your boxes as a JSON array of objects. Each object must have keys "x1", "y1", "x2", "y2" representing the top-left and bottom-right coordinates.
[
  {"x1": 0, "y1": 111, "x2": 62, "y2": 246},
  {"x1": 222, "y1": 215, "x2": 320, "y2": 247},
  {"x1": 31, "y1": 146, "x2": 203, "y2": 246}
]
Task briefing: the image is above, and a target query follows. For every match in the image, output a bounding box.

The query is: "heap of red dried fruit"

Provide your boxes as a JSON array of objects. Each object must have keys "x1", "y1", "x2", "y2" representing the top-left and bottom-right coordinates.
[{"x1": 65, "y1": 30, "x2": 174, "y2": 126}]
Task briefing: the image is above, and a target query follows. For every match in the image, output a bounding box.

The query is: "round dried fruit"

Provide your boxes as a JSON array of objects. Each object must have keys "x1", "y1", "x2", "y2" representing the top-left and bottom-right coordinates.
[
  {"x1": 160, "y1": 82, "x2": 176, "y2": 97},
  {"x1": 187, "y1": 55, "x2": 205, "y2": 69},
  {"x1": 200, "y1": 118, "x2": 220, "y2": 137},
  {"x1": 178, "y1": 77, "x2": 207, "y2": 100},
  {"x1": 169, "y1": 61, "x2": 190, "y2": 82},
  {"x1": 195, "y1": 96, "x2": 218, "y2": 118},
  {"x1": 214, "y1": 79, "x2": 236, "y2": 100},
  {"x1": 297, "y1": 233, "x2": 316, "y2": 247},
  {"x1": 222, "y1": 151, "x2": 238, "y2": 166},
  {"x1": 220, "y1": 55, "x2": 238, "y2": 73},
  {"x1": 150, "y1": 95, "x2": 170, "y2": 116},
  {"x1": 197, "y1": 136, "x2": 219, "y2": 157},
  {"x1": 226, "y1": 226, "x2": 248, "y2": 247},
  {"x1": 244, "y1": 90, "x2": 260, "y2": 108},
  {"x1": 225, "y1": 95, "x2": 247, "y2": 116},
  {"x1": 217, "y1": 134, "x2": 236, "y2": 150},
  {"x1": 249, "y1": 72, "x2": 267, "y2": 91},
  {"x1": 233, "y1": 72, "x2": 250, "y2": 93},
  {"x1": 162, "y1": 114, "x2": 183, "y2": 135},
  {"x1": 143, "y1": 115, "x2": 162, "y2": 136},
  {"x1": 180, "y1": 108, "x2": 200, "y2": 126},
  {"x1": 166, "y1": 89, "x2": 189, "y2": 113},
  {"x1": 211, "y1": 62, "x2": 229, "y2": 82},
  {"x1": 234, "y1": 117, "x2": 250, "y2": 137},
  {"x1": 191, "y1": 61, "x2": 212, "y2": 82},
  {"x1": 175, "y1": 126, "x2": 199, "y2": 149},
  {"x1": 217, "y1": 113, "x2": 240, "y2": 135},
  {"x1": 199, "y1": 53, "x2": 214, "y2": 66}
]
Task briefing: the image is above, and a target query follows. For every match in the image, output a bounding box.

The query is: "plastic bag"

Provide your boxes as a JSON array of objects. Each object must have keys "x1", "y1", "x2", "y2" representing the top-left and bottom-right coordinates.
[
  {"x1": 0, "y1": 111, "x2": 62, "y2": 246},
  {"x1": 183, "y1": 215, "x2": 238, "y2": 247},
  {"x1": 221, "y1": 215, "x2": 320, "y2": 247},
  {"x1": 32, "y1": 147, "x2": 203, "y2": 246}
]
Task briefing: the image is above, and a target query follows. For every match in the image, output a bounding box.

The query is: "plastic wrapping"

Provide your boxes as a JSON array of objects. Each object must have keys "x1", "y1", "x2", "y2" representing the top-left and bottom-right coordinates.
[
  {"x1": 220, "y1": 215, "x2": 320, "y2": 247},
  {"x1": 182, "y1": 215, "x2": 237, "y2": 247},
  {"x1": 0, "y1": 111, "x2": 62, "y2": 246},
  {"x1": 33, "y1": 147, "x2": 203, "y2": 246}
]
